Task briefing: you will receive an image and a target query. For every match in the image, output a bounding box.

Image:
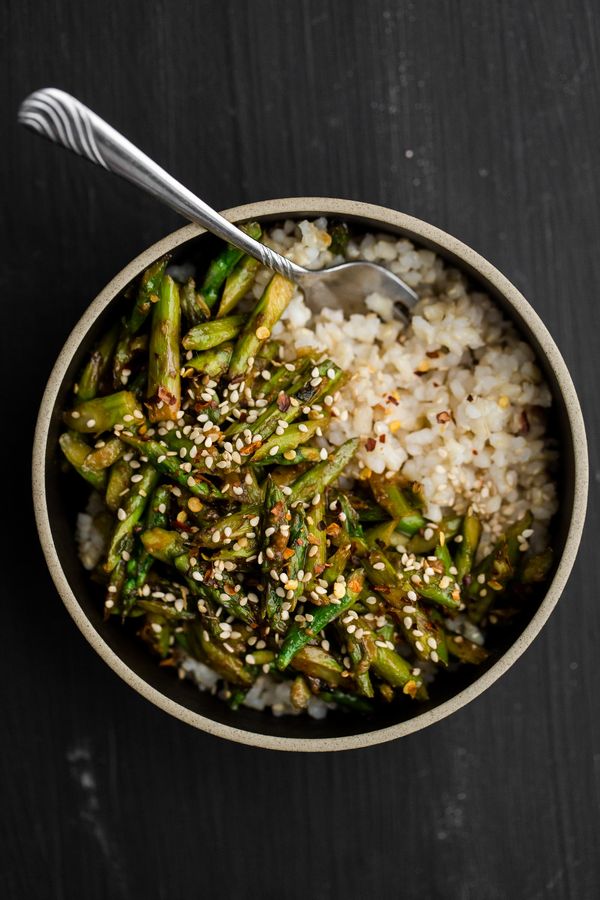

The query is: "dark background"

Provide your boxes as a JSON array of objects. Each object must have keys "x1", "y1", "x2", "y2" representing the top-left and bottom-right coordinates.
[{"x1": 2, "y1": 1, "x2": 599, "y2": 898}]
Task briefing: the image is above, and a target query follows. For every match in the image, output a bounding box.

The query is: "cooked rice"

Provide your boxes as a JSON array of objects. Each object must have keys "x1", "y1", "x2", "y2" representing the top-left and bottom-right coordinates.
[{"x1": 267, "y1": 218, "x2": 557, "y2": 555}]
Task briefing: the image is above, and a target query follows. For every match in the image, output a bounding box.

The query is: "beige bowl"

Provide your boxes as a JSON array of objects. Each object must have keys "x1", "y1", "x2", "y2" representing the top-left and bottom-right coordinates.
[{"x1": 33, "y1": 198, "x2": 588, "y2": 751}]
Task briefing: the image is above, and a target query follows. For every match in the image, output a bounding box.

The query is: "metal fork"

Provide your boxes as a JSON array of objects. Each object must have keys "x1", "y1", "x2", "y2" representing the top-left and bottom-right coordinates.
[{"x1": 18, "y1": 87, "x2": 418, "y2": 317}]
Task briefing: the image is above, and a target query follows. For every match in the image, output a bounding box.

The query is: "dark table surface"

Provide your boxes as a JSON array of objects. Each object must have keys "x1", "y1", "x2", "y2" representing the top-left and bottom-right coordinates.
[{"x1": 2, "y1": 2, "x2": 599, "y2": 898}]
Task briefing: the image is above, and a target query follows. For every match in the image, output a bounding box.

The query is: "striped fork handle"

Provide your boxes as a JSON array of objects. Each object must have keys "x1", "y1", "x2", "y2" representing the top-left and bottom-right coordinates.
[{"x1": 18, "y1": 88, "x2": 302, "y2": 282}]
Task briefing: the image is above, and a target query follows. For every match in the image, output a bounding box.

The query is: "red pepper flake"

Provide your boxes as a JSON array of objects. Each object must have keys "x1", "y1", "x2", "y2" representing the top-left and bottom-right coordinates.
[
  {"x1": 518, "y1": 411, "x2": 530, "y2": 435},
  {"x1": 386, "y1": 394, "x2": 399, "y2": 406},
  {"x1": 276, "y1": 391, "x2": 291, "y2": 412},
  {"x1": 467, "y1": 394, "x2": 474, "y2": 402},
  {"x1": 426, "y1": 350, "x2": 440, "y2": 359},
  {"x1": 365, "y1": 437, "x2": 377, "y2": 452},
  {"x1": 436, "y1": 411, "x2": 452, "y2": 424},
  {"x1": 378, "y1": 434, "x2": 386, "y2": 443}
]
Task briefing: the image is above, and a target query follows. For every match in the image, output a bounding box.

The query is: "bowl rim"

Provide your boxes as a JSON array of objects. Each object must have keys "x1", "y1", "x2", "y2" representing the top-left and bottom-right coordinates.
[{"x1": 33, "y1": 197, "x2": 589, "y2": 752}]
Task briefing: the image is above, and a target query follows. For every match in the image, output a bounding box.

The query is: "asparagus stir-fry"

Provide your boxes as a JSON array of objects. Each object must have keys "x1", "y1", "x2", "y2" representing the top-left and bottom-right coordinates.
[{"x1": 60, "y1": 225, "x2": 554, "y2": 715}]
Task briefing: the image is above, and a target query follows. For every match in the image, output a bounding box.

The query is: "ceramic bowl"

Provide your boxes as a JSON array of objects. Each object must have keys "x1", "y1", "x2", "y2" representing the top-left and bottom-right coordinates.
[{"x1": 33, "y1": 198, "x2": 588, "y2": 751}]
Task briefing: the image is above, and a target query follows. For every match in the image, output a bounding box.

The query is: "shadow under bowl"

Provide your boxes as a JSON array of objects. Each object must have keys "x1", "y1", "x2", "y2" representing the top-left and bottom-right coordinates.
[{"x1": 32, "y1": 198, "x2": 588, "y2": 751}]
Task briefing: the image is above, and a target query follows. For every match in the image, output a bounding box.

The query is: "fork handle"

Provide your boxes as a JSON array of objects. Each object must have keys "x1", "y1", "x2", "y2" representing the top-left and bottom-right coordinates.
[{"x1": 18, "y1": 87, "x2": 305, "y2": 282}]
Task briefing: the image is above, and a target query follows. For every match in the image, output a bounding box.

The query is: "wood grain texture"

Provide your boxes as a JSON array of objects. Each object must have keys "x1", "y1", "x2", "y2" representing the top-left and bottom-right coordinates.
[{"x1": 1, "y1": 1, "x2": 599, "y2": 898}]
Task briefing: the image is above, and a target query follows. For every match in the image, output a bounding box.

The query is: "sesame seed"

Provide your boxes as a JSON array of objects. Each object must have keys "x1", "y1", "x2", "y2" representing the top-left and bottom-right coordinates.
[
  {"x1": 130, "y1": 474, "x2": 143, "y2": 483},
  {"x1": 319, "y1": 448, "x2": 328, "y2": 460},
  {"x1": 86, "y1": 419, "x2": 96, "y2": 428},
  {"x1": 403, "y1": 616, "x2": 413, "y2": 629},
  {"x1": 427, "y1": 637, "x2": 437, "y2": 649},
  {"x1": 117, "y1": 508, "x2": 127, "y2": 521},
  {"x1": 269, "y1": 446, "x2": 280, "y2": 456},
  {"x1": 372, "y1": 561, "x2": 385, "y2": 571},
  {"x1": 430, "y1": 650, "x2": 439, "y2": 663},
  {"x1": 104, "y1": 599, "x2": 114, "y2": 608},
  {"x1": 415, "y1": 640, "x2": 424, "y2": 652}
]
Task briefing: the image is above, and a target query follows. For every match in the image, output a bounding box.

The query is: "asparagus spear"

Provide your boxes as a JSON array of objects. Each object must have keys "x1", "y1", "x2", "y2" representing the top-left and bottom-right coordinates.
[
  {"x1": 182, "y1": 315, "x2": 244, "y2": 352},
  {"x1": 454, "y1": 512, "x2": 482, "y2": 582},
  {"x1": 199, "y1": 222, "x2": 261, "y2": 310},
  {"x1": 303, "y1": 496, "x2": 327, "y2": 586},
  {"x1": 113, "y1": 255, "x2": 170, "y2": 386},
  {"x1": 104, "y1": 464, "x2": 159, "y2": 572},
  {"x1": 290, "y1": 645, "x2": 346, "y2": 687},
  {"x1": 289, "y1": 439, "x2": 359, "y2": 503},
  {"x1": 105, "y1": 459, "x2": 132, "y2": 512},
  {"x1": 183, "y1": 342, "x2": 234, "y2": 378},
  {"x1": 147, "y1": 275, "x2": 181, "y2": 422},
  {"x1": 59, "y1": 432, "x2": 107, "y2": 491},
  {"x1": 180, "y1": 276, "x2": 210, "y2": 326},
  {"x1": 77, "y1": 322, "x2": 120, "y2": 401},
  {"x1": 64, "y1": 391, "x2": 142, "y2": 433},
  {"x1": 83, "y1": 437, "x2": 124, "y2": 471},
  {"x1": 260, "y1": 479, "x2": 291, "y2": 631},
  {"x1": 228, "y1": 274, "x2": 295, "y2": 378},
  {"x1": 121, "y1": 484, "x2": 171, "y2": 616},
  {"x1": 251, "y1": 419, "x2": 322, "y2": 462},
  {"x1": 217, "y1": 256, "x2": 260, "y2": 318},
  {"x1": 407, "y1": 515, "x2": 462, "y2": 553}
]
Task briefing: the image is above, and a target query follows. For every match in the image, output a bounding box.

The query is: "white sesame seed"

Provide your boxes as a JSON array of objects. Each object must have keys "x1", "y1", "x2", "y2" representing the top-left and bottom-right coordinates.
[
  {"x1": 430, "y1": 651, "x2": 439, "y2": 663},
  {"x1": 415, "y1": 641, "x2": 424, "y2": 652},
  {"x1": 86, "y1": 419, "x2": 96, "y2": 428},
  {"x1": 372, "y1": 561, "x2": 385, "y2": 571},
  {"x1": 117, "y1": 508, "x2": 127, "y2": 521}
]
